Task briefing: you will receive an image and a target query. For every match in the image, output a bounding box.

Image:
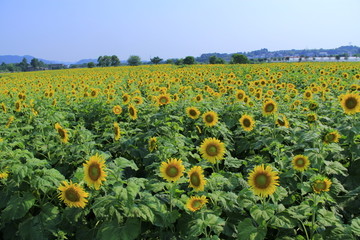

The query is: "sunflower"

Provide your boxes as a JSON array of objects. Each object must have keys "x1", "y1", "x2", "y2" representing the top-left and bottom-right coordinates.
[
  {"x1": 133, "y1": 96, "x2": 144, "y2": 105},
  {"x1": 304, "y1": 90, "x2": 313, "y2": 100},
  {"x1": 239, "y1": 114, "x2": 255, "y2": 131},
  {"x1": 157, "y1": 94, "x2": 171, "y2": 106},
  {"x1": 0, "y1": 170, "x2": 9, "y2": 179},
  {"x1": 202, "y1": 111, "x2": 219, "y2": 127},
  {"x1": 188, "y1": 166, "x2": 206, "y2": 191},
  {"x1": 148, "y1": 137, "x2": 157, "y2": 152},
  {"x1": 323, "y1": 130, "x2": 341, "y2": 144},
  {"x1": 159, "y1": 158, "x2": 185, "y2": 182},
  {"x1": 122, "y1": 93, "x2": 131, "y2": 105},
  {"x1": 307, "y1": 113, "x2": 317, "y2": 122},
  {"x1": 199, "y1": 138, "x2": 225, "y2": 164},
  {"x1": 235, "y1": 90, "x2": 246, "y2": 101},
  {"x1": 248, "y1": 164, "x2": 279, "y2": 198},
  {"x1": 292, "y1": 155, "x2": 310, "y2": 172},
  {"x1": 262, "y1": 99, "x2": 277, "y2": 115},
  {"x1": 128, "y1": 104, "x2": 138, "y2": 120},
  {"x1": 185, "y1": 195, "x2": 208, "y2": 212},
  {"x1": 83, "y1": 154, "x2": 107, "y2": 190},
  {"x1": 112, "y1": 105, "x2": 123, "y2": 115},
  {"x1": 5, "y1": 116, "x2": 15, "y2": 128},
  {"x1": 15, "y1": 100, "x2": 22, "y2": 112},
  {"x1": 58, "y1": 180, "x2": 89, "y2": 208},
  {"x1": 312, "y1": 177, "x2": 332, "y2": 194},
  {"x1": 113, "y1": 122, "x2": 121, "y2": 141},
  {"x1": 55, "y1": 123, "x2": 69, "y2": 143},
  {"x1": 340, "y1": 93, "x2": 360, "y2": 114},
  {"x1": 276, "y1": 114, "x2": 290, "y2": 128},
  {"x1": 1, "y1": 103, "x2": 6, "y2": 113},
  {"x1": 186, "y1": 107, "x2": 201, "y2": 119}
]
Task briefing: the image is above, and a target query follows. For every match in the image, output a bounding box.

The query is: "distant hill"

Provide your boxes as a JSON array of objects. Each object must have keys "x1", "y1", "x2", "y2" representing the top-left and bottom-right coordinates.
[
  {"x1": 75, "y1": 59, "x2": 97, "y2": 65},
  {"x1": 0, "y1": 55, "x2": 75, "y2": 65}
]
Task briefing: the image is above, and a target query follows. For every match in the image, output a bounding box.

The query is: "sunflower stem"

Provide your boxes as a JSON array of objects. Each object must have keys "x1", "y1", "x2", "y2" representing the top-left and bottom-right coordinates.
[
  {"x1": 299, "y1": 220, "x2": 310, "y2": 240},
  {"x1": 310, "y1": 206, "x2": 317, "y2": 239}
]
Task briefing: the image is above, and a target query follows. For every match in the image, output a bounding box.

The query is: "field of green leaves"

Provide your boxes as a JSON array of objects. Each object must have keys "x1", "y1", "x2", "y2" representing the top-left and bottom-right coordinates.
[{"x1": 0, "y1": 63, "x2": 360, "y2": 239}]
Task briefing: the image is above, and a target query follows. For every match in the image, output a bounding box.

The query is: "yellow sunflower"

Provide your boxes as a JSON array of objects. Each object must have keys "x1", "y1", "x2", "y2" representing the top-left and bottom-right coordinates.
[
  {"x1": 148, "y1": 137, "x2": 157, "y2": 152},
  {"x1": 113, "y1": 122, "x2": 121, "y2": 141},
  {"x1": 340, "y1": 93, "x2": 360, "y2": 114},
  {"x1": 186, "y1": 107, "x2": 201, "y2": 120},
  {"x1": 0, "y1": 170, "x2": 9, "y2": 179},
  {"x1": 307, "y1": 113, "x2": 317, "y2": 122},
  {"x1": 83, "y1": 154, "x2": 107, "y2": 190},
  {"x1": 262, "y1": 99, "x2": 278, "y2": 115},
  {"x1": 157, "y1": 94, "x2": 171, "y2": 106},
  {"x1": 312, "y1": 177, "x2": 332, "y2": 194},
  {"x1": 15, "y1": 100, "x2": 22, "y2": 112},
  {"x1": 239, "y1": 114, "x2": 255, "y2": 131},
  {"x1": 1, "y1": 103, "x2": 6, "y2": 113},
  {"x1": 292, "y1": 155, "x2": 310, "y2": 172},
  {"x1": 186, "y1": 195, "x2": 208, "y2": 212},
  {"x1": 304, "y1": 90, "x2": 313, "y2": 100},
  {"x1": 159, "y1": 158, "x2": 185, "y2": 182},
  {"x1": 58, "y1": 180, "x2": 89, "y2": 208},
  {"x1": 112, "y1": 105, "x2": 123, "y2": 115},
  {"x1": 248, "y1": 164, "x2": 279, "y2": 198},
  {"x1": 5, "y1": 116, "x2": 15, "y2": 128},
  {"x1": 54, "y1": 123, "x2": 69, "y2": 143},
  {"x1": 199, "y1": 137, "x2": 225, "y2": 164},
  {"x1": 122, "y1": 93, "x2": 131, "y2": 105},
  {"x1": 133, "y1": 96, "x2": 144, "y2": 105},
  {"x1": 323, "y1": 130, "x2": 341, "y2": 144},
  {"x1": 188, "y1": 166, "x2": 206, "y2": 192},
  {"x1": 202, "y1": 111, "x2": 219, "y2": 127},
  {"x1": 235, "y1": 90, "x2": 246, "y2": 101},
  {"x1": 276, "y1": 114, "x2": 290, "y2": 128},
  {"x1": 128, "y1": 104, "x2": 138, "y2": 120}
]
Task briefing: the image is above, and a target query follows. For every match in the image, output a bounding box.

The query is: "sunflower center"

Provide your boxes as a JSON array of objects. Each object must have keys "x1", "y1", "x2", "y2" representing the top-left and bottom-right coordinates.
[
  {"x1": 166, "y1": 166, "x2": 179, "y2": 178},
  {"x1": 345, "y1": 97, "x2": 357, "y2": 109},
  {"x1": 265, "y1": 103, "x2": 275, "y2": 112},
  {"x1": 114, "y1": 126, "x2": 120, "y2": 135},
  {"x1": 123, "y1": 96, "x2": 128, "y2": 102},
  {"x1": 206, "y1": 145, "x2": 218, "y2": 156},
  {"x1": 190, "y1": 172, "x2": 201, "y2": 187},
  {"x1": 314, "y1": 181, "x2": 326, "y2": 191},
  {"x1": 191, "y1": 200, "x2": 202, "y2": 209},
  {"x1": 160, "y1": 97, "x2": 167, "y2": 104},
  {"x1": 243, "y1": 118, "x2": 251, "y2": 127},
  {"x1": 189, "y1": 109, "x2": 197, "y2": 116},
  {"x1": 325, "y1": 133, "x2": 335, "y2": 142},
  {"x1": 89, "y1": 164, "x2": 101, "y2": 181},
  {"x1": 65, "y1": 188, "x2": 80, "y2": 202},
  {"x1": 295, "y1": 158, "x2": 305, "y2": 167},
  {"x1": 255, "y1": 174, "x2": 270, "y2": 189},
  {"x1": 129, "y1": 107, "x2": 135, "y2": 116},
  {"x1": 58, "y1": 128, "x2": 66, "y2": 138},
  {"x1": 237, "y1": 93, "x2": 243, "y2": 99},
  {"x1": 278, "y1": 119, "x2": 285, "y2": 126},
  {"x1": 205, "y1": 114, "x2": 214, "y2": 123}
]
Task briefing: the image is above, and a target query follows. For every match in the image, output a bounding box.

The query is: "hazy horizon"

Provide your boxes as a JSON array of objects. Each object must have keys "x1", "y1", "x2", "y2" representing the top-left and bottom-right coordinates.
[{"x1": 1, "y1": 0, "x2": 359, "y2": 62}]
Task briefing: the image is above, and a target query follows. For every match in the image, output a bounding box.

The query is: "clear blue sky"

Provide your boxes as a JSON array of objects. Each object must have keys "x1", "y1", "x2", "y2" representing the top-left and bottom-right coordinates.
[{"x1": 1, "y1": 0, "x2": 359, "y2": 62}]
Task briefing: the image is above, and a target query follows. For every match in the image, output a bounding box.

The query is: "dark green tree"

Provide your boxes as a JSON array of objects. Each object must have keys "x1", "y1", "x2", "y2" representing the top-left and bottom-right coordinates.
[
  {"x1": 209, "y1": 55, "x2": 225, "y2": 64},
  {"x1": 183, "y1": 56, "x2": 195, "y2": 65},
  {"x1": 97, "y1": 56, "x2": 104, "y2": 67},
  {"x1": 175, "y1": 58, "x2": 184, "y2": 65},
  {"x1": 87, "y1": 62, "x2": 95, "y2": 68},
  {"x1": 19, "y1": 58, "x2": 29, "y2": 71},
  {"x1": 231, "y1": 54, "x2": 249, "y2": 64},
  {"x1": 150, "y1": 56, "x2": 163, "y2": 64},
  {"x1": 111, "y1": 55, "x2": 120, "y2": 66},
  {"x1": 30, "y1": 58, "x2": 40, "y2": 69},
  {"x1": 127, "y1": 55, "x2": 141, "y2": 66},
  {"x1": 165, "y1": 59, "x2": 174, "y2": 64}
]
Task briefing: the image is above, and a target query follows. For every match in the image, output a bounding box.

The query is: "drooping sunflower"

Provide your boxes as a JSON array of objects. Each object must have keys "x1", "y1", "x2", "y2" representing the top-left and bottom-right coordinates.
[
  {"x1": 202, "y1": 111, "x2": 219, "y2": 127},
  {"x1": 112, "y1": 105, "x2": 123, "y2": 115},
  {"x1": 186, "y1": 107, "x2": 201, "y2": 120},
  {"x1": 292, "y1": 155, "x2": 310, "y2": 172},
  {"x1": 128, "y1": 104, "x2": 138, "y2": 120},
  {"x1": 312, "y1": 176, "x2": 332, "y2": 194},
  {"x1": 185, "y1": 195, "x2": 208, "y2": 212},
  {"x1": 0, "y1": 170, "x2": 9, "y2": 179},
  {"x1": 199, "y1": 137, "x2": 225, "y2": 164},
  {"x1": 54, "y1": 123, "x2": 69, "y2": 143},
  {"x1": 276, "y1": 114, "x2": 290, "y2": 128},
  {"x1": 58, "y1": 180, "x2": 89, "y2": 208},
  {"x1": 83, "y1": 154, "x2": 107, "y2": 190},
  {"x1": 122, "y1": 93, "x2": 131, "y2": 105},
  {"x1": 113, "y1": 122, "x2": 121, "y2": 141},
  {"x1": 159, "y1": 158, "x2": 185, "y2": 182},
  {"x1": 340, "y1": 93, "x2": 360, "y2": 114},
  {"x1": 323, "y1": 130, "x2": 341, "y2": 144},
  {"x1": 148, "y1": 137, "x2": 157, "y2": 152},
  {"x1": 262, "y1": 99, "x2": 278, "y2": 115},
  {"x1": 5, "y1": 116, "x2": 15, "y2": 128},
  {"x1": 248, "y1": 164, "x2": 279, "y2": 198},
  {"x1": 306, "y1": 113, "x2": 317, "y2": 123},
  {"x1": 239, "y1": 114, "x2": 255, "y2": 131},
  {"x1": 157, "y1": 94, "x2": 171, "y2": 106},
  {"x1": 1, "y1": 103, "x2": 6, "y2": 113},
  {"x1": 15, "y1": 100, "x2": 22, "y2": 112},
  {"x1": 188, "y1": 166, "x2": 206, "y2": 192}
]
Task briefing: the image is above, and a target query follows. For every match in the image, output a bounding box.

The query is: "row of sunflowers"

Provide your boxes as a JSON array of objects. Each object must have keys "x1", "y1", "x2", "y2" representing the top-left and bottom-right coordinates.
[{"x1": 0, "y1": 62, "x2": 360, "y2": 239}]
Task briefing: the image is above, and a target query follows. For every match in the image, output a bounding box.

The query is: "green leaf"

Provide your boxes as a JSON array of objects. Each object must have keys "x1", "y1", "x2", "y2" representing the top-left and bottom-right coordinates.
[
  {"x1": 237, "y1": 218, "x2": 267, "y2": 240},
  {"x1": 97, "y1": 218, "x2": 141, "y2": 240},
  {"x1": 269, "y1": 214, "x2": 296, "y2": 229},
  {"x1": 324, "y1": 161, "x2": 348, "y2": 176},
  {"x1": 250, "y1": 204, "x2": 275, "y2": 224},
  {"x1": 351, "y1": 218, "x2": 360, "y2": 236},
  {"x1": 114, "y1": 157, "x2": 138, "y2": 171},
  {"x1": 1, "y1": 192, "x2": 36, "y2": 221},
  {"x1": 317, "y1": 208, "x2": 339, "y2": 227}
]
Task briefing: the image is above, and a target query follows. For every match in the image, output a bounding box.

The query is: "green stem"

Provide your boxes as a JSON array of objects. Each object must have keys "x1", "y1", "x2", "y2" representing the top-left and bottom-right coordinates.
[
  {"x1": 300, "y1": 220, "x2": 310, "y2": 240},
  {"x1": 310, "y1": 207, "x2": 317, "y2": 239}
]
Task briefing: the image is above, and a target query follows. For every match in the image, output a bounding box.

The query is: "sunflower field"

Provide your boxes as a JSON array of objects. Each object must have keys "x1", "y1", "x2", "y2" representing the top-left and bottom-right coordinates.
[{"x1": 0, "y1": 63, "x2": 360, "y2": 240}]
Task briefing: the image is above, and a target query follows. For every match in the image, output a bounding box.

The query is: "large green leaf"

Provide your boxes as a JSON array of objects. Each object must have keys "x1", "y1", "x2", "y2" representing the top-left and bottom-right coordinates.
[
  {"x1": 1, "y1": 192, "x2": 36, "y2": 222},
  {"x1": 237, "y1": 218, "x2": 267, "y2": 240}
]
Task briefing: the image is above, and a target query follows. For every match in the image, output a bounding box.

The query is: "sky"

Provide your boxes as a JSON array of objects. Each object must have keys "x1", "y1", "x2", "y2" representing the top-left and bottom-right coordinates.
[{"x1": 1, "y1": 0, "x2": 359, "y2": 62}]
